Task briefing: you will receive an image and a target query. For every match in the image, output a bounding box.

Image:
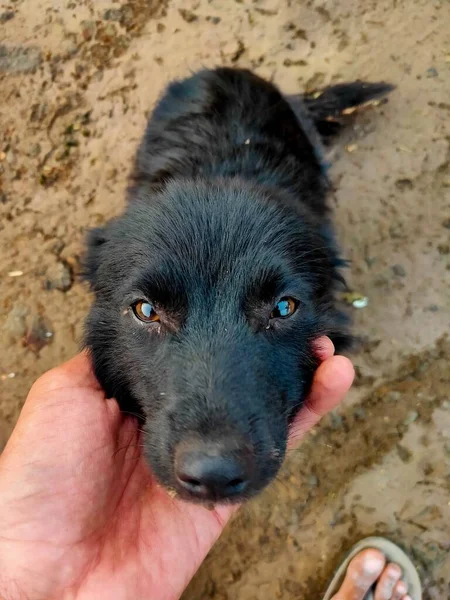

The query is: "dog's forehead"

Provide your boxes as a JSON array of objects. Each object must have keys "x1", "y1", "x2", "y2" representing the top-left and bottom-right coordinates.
[
  {"x1": 112, "y1": 185, "x2": 303, "y2": 305},
  {"x1": 125, "y1": 179, "x2": 297, "y2": 262},
  {"x1": 129, "y1": 230, "x2": 290, "y2": 299},
  {"x1": 110, "y1": 179, "x2": 323, "y2": 305}
]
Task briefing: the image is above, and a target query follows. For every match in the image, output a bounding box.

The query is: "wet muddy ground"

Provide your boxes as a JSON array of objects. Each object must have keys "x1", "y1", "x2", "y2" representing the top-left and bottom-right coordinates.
[{"x1": 0, "y1": 1, "x2": 449, "y2": 598}]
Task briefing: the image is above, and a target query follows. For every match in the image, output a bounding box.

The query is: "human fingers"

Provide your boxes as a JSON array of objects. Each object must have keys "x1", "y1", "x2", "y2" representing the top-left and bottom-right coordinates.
[
  {"x1": 288, "y1": 354, "x2": 354, "y2": 449},
  {"x1": 28, "y1": 352, "x2": 102, "y2": 398},
  {"x1": 312, "y1": 336, "x2": 335, "y2": 361}
]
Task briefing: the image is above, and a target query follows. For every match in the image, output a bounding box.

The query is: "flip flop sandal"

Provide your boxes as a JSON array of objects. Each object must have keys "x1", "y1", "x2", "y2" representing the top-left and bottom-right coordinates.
[{"x1": 322, "y1": 537, "x2": 422, "y2": 600}]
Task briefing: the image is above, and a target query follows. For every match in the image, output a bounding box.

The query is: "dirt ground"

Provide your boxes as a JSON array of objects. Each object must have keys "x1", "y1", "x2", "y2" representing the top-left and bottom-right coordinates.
[{"x1": 0, "y1": 0, "x2": 449, "y2": 599}]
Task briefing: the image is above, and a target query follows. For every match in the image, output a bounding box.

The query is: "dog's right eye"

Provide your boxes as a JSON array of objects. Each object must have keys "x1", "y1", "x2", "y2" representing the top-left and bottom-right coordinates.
[
  {"x1": 270, "y1": 297, "x2": 297, "y2": 320},
  {"x1": 132, "y1": 301, "x2": 160, "y2": 323}
]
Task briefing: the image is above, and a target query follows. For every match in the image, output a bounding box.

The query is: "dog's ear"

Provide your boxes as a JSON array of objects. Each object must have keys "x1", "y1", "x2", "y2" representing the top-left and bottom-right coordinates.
[{"x1": 82, "y1": 226, "x2": 109, "y2": 291}]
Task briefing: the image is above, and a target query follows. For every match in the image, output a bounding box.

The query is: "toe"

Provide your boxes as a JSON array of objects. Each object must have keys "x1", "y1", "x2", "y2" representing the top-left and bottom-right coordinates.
[
  {"x1": 374, "y1": 563, "x2": 402, "y2": 600},
  {"x1": 391, "y1": 580, "x2": 408, "y2": 600},
  {"x1": 332, "y1": 549, "x2": 386, "y2": 600}
]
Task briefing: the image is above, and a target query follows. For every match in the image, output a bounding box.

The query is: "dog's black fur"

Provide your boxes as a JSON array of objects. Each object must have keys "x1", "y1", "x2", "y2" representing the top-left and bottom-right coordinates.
[{"x1": 84, "y1": 68, "x2": 392, "y2": 503}]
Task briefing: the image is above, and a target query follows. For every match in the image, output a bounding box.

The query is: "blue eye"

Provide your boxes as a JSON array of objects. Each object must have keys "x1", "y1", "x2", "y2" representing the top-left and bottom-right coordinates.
[
  {"x1": 270, "y1": 297, "x2": 297, "y2": 319},
  {"x1": 132, "y1": 300, "x2": 160, "y2": 322}
]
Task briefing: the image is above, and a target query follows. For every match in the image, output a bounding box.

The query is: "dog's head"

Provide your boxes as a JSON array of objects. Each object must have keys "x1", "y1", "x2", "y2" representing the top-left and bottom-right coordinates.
[{"x1": 84, "y1": 178, "x2": 345, "y2": 503}]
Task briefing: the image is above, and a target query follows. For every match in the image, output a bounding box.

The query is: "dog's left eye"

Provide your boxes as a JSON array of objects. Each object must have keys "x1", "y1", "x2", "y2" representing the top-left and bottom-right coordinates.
[
  {"x1": 132, "y1": 300, "x2": 160, "y2": 323},
  {"x1": 270, "y1": 297, "x2": 297, "y2": 319}
]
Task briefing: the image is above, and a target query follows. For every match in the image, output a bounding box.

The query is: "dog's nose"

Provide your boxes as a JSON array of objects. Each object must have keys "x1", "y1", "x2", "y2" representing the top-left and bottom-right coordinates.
[{"x1": 175, "y1": 443, "x2": 251, "y2": 500}]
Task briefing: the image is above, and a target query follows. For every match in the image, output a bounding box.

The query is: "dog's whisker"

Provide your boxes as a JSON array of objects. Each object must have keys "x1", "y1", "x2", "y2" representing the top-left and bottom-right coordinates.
[{"x1": 120, "y1": 410, "x2": 144, "y2": 420}]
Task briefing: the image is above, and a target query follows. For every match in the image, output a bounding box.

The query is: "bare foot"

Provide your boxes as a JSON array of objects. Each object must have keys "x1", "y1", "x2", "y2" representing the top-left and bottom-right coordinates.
[{"x1": 331, "y1": 549, "x2": 412, "y2": 600}]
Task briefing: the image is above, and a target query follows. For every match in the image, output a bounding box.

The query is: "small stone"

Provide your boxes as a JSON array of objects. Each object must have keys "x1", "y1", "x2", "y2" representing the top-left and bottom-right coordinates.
[
  {"x1": 156, "y1": 22, "x2": 166, "y2": 33},
  {"x1": 396, "y1": 444, "x2": 413, "y2": 463},
  {"x1": 23, "y1": 314, "x2": 53, "y2": 353},
  {"x1": 178, "y1": 9, "x2": 198, "y2": 23},
  {"x1": 0, "y1": 11, "x2": 15, "y2": 23},
  {"x1": 403, "y1": 410, "x2": 419, "y2": 426},
  {"x1": 307, "y1": 475, "x2": 319, "y2": 487},
  {"x1": 342, "y1": 291, "x2": 369, "y2": 308},
  {"x1": 352, "y1": 296, "x2": 369, "y2": 309},
  {"x1": 44, "y1": 261, "x2": 73, "y2": 292},
  {"x1": 426, "y1": 67, "x2": 438, "y2": 78},
  {"x1": 441, "y1": 218, "x2": 450, "y2": 229},
  {"x1": 392, "y1": 264, "x2": 407, "y2": 277},
  {"x1": 346, "y1": 143, "x2": 358, "y2": 153}
]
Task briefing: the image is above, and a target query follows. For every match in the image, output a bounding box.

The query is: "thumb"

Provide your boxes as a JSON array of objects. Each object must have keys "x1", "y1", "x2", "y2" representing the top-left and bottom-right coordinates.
[{"x1": 288, "y1": 354, "x2": 354, "y2": 449}]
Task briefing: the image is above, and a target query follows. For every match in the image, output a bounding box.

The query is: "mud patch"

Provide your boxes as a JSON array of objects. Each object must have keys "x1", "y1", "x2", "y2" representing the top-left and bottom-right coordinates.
[{"x1": 0, "y1": 45, "x2": 42, "y2": 74}]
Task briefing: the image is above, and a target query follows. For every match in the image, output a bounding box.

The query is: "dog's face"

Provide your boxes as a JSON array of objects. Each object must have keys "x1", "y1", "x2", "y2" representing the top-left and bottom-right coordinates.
[{"x1": 85, "y1": 179, "x2": 340, "y2": 504}]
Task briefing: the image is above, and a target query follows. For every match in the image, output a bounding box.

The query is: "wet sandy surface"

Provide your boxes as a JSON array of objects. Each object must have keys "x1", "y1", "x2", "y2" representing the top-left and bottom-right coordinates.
[{"x1": 1, "y1": 1, "x2": 449, "y2": 598}]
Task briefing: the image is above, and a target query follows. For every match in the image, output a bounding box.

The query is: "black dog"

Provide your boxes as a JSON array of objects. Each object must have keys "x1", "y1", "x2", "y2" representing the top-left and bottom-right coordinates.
[{"x1": 84, "y1": 68, "x2": 392, "y2": 504}]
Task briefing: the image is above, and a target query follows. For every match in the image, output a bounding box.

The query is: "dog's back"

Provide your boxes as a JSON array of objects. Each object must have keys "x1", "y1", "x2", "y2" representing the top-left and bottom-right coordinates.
[
  {"x1": 132, "y1": 68, "x2": 392, "y2": 217},
  {"x1": 131, "y1": 68, "x2": 328, "y2": 213}
]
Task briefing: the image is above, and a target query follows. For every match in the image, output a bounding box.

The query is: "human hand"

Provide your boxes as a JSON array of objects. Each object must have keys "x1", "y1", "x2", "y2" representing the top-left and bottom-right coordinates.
[{"x1": 0, "y1": 338, "x2": 353, "y2": 600}]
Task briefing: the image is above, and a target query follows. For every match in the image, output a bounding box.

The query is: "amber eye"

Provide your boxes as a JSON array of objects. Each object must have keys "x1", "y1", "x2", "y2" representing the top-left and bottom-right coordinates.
[
  {"x1": 270, "y1": 297, "x2": 297, "y2": 319},
  {"x1": 132, "y1": 301, "x2": 160, "y2": 323}
]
